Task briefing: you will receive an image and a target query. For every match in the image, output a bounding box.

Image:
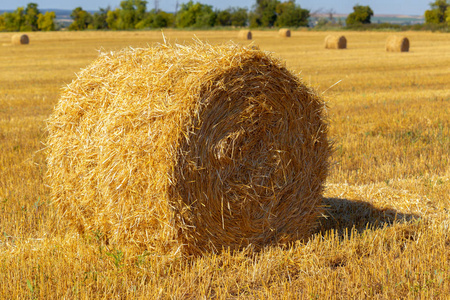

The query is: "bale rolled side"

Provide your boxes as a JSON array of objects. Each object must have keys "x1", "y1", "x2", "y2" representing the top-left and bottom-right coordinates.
[
  {"x1": 278, "y1": 28, "x2": 291, "y2": 37},
  {"x1": 386, "y1": 35, "x2": 409, "y2": 52},
  {"x1": 325, "y1": 35, "x2": 346, "y2": 49},
  {"x1": 47, "y1": 43, "x2": 330, "y2": 255},
  {"x1": 11, "y1": 34, "x2": 29, "y2": 45},
  {"x1": 238, "y1": 30, "x2": 252, "y2": 40}
]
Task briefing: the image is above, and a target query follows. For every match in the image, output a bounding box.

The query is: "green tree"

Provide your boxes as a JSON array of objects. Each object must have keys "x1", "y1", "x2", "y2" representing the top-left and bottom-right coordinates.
[
  {"x1": 425, "y1": 9, "x2": 441, "y2": 23},
  {"x1": 106, "y1": 9, "x2": 120, "y2": 30},
  {"x1": 115, "y1": 0, "x2": 147, "y2": 29},
  {"x1": 1, "y1": 12, "x2": 15, "y2": 31},
  {"x1": 250, "y1": 0, "x2": 279, "y2": 27},
  {"x1": 24, "y1": 3, "x2": 40, "y2": 31},
  {"x1": 69, "y1": 7, "x2": 93, "y2": 30},
  {"x1": 216, "y1": 9, "x2": 232, "y2": 26},
  {"x1": 0, "y1": 15, "x2": 6, "y2": 31},
  {"x1": 176, "y1": 1, "x2": 216, "y2": 28},
  {"x1": 425, "y1": 0, "x2": 449, "y2": 24},
  {"x1": 90, "y1": 7, "x2": 110, "y2": 29},
  {"x1": 230, "y1": 8, "x2": 248, "y2": 27},
  {"x1": 155, "y1": 11, "x2": 175, "y2": 27},
  {"x1": 0, "y1": 4, "x2": 43, "y2": 32},
  {"x1": 446, "y1": 6, "x2": 450, "y2": 25},
  {"x1": 346, "y1": 5, "x2": 373, "y2": 25},
  {"x1": 135, "y1": 10, "x2": 174, "y2": 29},
  {"x1": 275, "y1": 1, "x2": 309, "y2": 27},
  {"x1": 37, "y1": 11, "x2": 56, "y2": 31},
  {"x1": 5, "y1": 7, "x2": 26, "y2": 31}
]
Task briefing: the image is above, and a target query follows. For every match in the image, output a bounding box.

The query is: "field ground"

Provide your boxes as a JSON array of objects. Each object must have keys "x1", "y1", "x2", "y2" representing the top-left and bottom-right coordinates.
[{"x1": 0, "y1": 30, "x2": 449, "y2": 298}]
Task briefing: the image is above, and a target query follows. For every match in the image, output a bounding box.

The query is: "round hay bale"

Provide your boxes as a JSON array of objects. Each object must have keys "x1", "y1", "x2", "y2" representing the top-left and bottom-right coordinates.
[
  {"x1": 238, "y1": 30, "x2": 252, "y2": 40},
  {"x1": 46, "y1": 43, "x2": 330, "y2": 255},
  {"x1": 11, "y1": 34, "x2": 29, "y2": 45},
  {"x1": 279, "y1": 28, "x2": 291, "y2": 37},
  {"x1": 325, "y1": 35, "x2": 346, "y2": 49},
  {"x1": 386, "y1": 35, "x2": 409, "y2": 52}
]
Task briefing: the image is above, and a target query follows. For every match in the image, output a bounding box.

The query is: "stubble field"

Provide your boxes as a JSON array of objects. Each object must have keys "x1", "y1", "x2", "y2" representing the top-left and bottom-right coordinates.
[{"x1": 0, "y1": 30, "x2": 449, "y2": 299}]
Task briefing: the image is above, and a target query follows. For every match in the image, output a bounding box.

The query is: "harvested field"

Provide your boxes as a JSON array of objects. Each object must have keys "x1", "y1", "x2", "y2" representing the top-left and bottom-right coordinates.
[{"x1": 0, "y1": 30, "x2": 449, "y2": 299}]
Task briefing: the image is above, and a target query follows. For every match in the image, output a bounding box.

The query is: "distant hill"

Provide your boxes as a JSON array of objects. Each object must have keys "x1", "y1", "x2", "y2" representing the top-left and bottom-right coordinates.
[
  {"x1": 314, "y1": 13, "x2": 425, "y2": 25},
  {"x1": 372, "y1": 14, "x2": 424, "y2": 25}
]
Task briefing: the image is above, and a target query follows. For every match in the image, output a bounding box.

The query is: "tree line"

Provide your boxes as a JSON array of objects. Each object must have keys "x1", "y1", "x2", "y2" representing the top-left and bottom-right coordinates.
[
  {"x1": 424, "y1": 0, "x2": 450, "y2": 25},
  {"x1": 67, "y1": 0, "x2": 311, "y2": 30},
  {"x1": 0, "y1": 0, "x2": 309, "y2": 31},
  {"x1": 1, "y1": 0, "x2": 449, "y2": 32},
  {"x1": 0, "y1": 3, "x2": 56, "y2": 31}
]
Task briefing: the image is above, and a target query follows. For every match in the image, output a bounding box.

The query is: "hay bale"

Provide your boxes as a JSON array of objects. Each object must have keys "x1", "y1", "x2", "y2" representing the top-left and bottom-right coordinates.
[
  {"x1": 278, "y1": 28, "x2": 291, "y2": 37},
  {"x1": 386, "y1": 35, "x2": 409, "y2": 52},
  {"x1": 11, "y1": 34, "x2": 29, "y2": 45},
  {"x1": 46, "y1": 43, "x2": 330, "y2": 255},
  {"x1": 238, "y1": 30, "x2": 252, "y2": 40},
  {"x1": 325, "y1": 35, "x2": 346, "y2": 49}
]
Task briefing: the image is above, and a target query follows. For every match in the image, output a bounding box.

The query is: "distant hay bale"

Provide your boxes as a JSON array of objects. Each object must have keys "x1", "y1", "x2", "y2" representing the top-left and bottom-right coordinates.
[
  {"x1": 325, "y1": 35, "x2": 346, "y2": 49},
  {"x1": 386, "y1": 35, "x2": 409, "y2": 52},
  {"x1": 46, "y1": 43, "x2": 330, "y2": 256},
  {"x1": 11, "y1": 34, "x2": 29, "y2": 45},
  {"x1": 279, "y1": 28, "x2": 291, "y2": 37},
  {"x1": 238, "y1": 30, "x2": 252, "y2": 40}
]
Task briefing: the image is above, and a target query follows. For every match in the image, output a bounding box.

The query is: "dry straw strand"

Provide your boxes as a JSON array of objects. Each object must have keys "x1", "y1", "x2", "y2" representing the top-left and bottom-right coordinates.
[
  {"x1": 11, "y1": 34, "x2": 29, "y2": 45},
  {"x1": 238, "y1": 30, "x2": 252, "y2": 40},
  {"x1": 325, "y1": 35, "x2": 346, "y2": 49},
  {"x1": 46, "y1": 42, "x2": 330, "y2": 256},
  {"x1": 278, "y1": 28, "x2": 291, "y2": 37},
  {"x1": 386, "y1": 35, "x2": 409, "y2": 52}
]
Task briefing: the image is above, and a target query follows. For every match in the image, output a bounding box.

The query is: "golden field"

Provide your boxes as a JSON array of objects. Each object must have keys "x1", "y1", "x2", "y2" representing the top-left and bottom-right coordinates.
[{"x1": 0, "y1": 30, "x2": 449, "y2": 299}]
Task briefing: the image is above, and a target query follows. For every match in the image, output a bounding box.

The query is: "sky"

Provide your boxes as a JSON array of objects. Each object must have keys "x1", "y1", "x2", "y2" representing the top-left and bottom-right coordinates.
[{"x1": 1, "y1": 0, "x2": 430, "y2": 16}]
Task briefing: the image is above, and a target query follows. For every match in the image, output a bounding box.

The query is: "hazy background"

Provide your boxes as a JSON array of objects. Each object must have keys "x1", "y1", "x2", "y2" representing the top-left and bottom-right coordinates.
[{"x1": 1, "y1": 0, "x2": 429, "y2": 15}]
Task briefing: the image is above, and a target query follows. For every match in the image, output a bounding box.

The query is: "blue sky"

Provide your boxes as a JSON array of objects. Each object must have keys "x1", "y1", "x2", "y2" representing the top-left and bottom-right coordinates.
[{"x1": 1, "y1": 0, "x2": 430, "y2": 15}]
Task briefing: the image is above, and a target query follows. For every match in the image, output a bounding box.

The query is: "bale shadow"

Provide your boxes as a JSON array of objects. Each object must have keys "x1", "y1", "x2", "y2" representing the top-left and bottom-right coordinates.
[{"x1": 316, "y1": 197, "x2": 420, "y2": 238}]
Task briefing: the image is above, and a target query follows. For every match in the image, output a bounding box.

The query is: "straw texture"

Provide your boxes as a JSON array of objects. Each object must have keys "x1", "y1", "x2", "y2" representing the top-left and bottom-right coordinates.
[
  {"x1": 238, "y1": 30, "x2": 252, "y2": 40},
  {"x1": 278, "y1": 29, "x2": 291, "y2": 37},
  {"x1": 47, "y1": 42, "x2": 330, "y2": 255},
  {"x1": 386, "y1": 36, "x2": 409, "y2": 52},
  {"x1": 325, "y1": 35, "x2": 346, "y2": 49},
  {"x1": 11, "y1": 34, "x2": 29, "y2": 45}
]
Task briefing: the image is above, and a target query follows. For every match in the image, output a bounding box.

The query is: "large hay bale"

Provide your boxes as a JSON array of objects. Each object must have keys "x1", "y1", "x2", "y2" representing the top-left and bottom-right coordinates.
[
  {"x1": 238, "y1": 30, "x2": 252, "y2": 40},
  {"x1": 325, "y1": 35, "x2": 346, "y2": 49},
  {"x1": 386, "y1": 35, "x2": 409, "y2": 52},
  {"x1": 46, "y1": 43, "x2": 330, "y2": 255},
  {"x1": 11, "y1": 34, "x2": 29, "y2": 45},
  {"x1": 279, "y1": 28, "x2": 291, "y2": 37}
]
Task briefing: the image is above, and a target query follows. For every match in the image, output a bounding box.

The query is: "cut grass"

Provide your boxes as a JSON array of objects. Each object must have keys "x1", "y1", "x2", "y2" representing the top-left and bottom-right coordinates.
[{"x1": 0, "y1": 30, "x2": 449, "y2": 298}]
